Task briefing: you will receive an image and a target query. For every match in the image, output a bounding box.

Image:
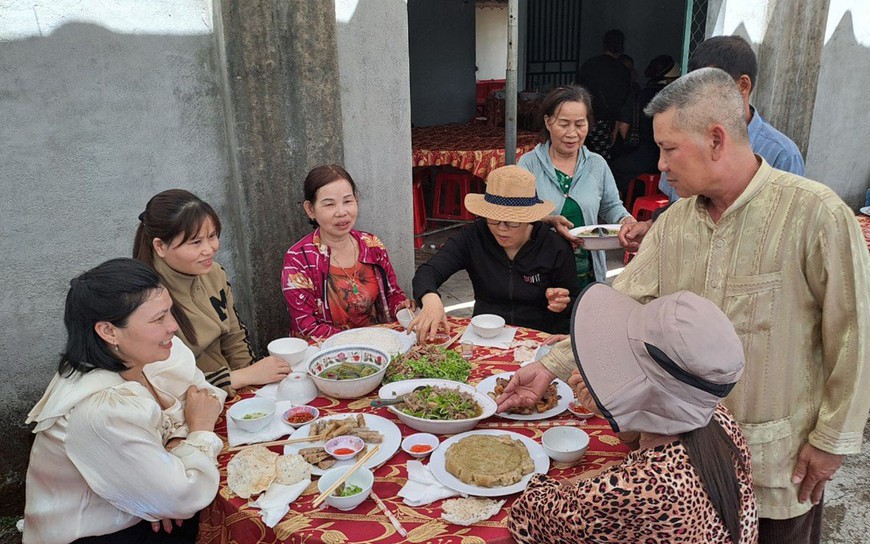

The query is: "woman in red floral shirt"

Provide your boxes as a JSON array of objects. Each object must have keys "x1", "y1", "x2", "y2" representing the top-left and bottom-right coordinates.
[{"x1": 281, "y1": 165, "x2": 408, "y2": 339}]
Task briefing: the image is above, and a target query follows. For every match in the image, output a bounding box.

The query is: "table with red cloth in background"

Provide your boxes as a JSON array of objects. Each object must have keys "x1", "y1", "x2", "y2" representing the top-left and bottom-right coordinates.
[
  {"x1": 198, "y1": 317, "x2": 629, "y2": 544},
  {"x1": 857, "y1": 215, "x2": 870, "y2": 251},
  {"x1": 412, "y1": 124, "x2": 540, "y2": 180}
]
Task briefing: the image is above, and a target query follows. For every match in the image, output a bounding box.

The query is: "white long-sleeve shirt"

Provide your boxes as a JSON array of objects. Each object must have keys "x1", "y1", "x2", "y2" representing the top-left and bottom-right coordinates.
[{"x1": 24, "y1": 339, "x2": 226, "y2": 544}]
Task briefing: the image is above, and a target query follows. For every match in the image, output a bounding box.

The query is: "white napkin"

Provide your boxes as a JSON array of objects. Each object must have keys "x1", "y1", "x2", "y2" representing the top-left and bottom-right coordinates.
[
  {"x1": 249, "y1": 478, "x2": 311, "y2": 528},
  {"x1": 398, "y1": 461, "x2": 462, "y2": 506},
  {"x1": 226, "y1": 400, "x2": 295, "y2": 447},
  {"x1": 459, "y1": 326, "x2": 518, "y2": 350}
]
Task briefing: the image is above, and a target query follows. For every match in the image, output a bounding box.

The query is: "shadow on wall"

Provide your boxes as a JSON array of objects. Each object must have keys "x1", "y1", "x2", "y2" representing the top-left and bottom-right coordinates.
[
  {"x1": 0, "y1": 21, "x2": 234, "y2": 517},
  {"x1": 805, "y1": 10, "x2": 870, "y2": 209}
]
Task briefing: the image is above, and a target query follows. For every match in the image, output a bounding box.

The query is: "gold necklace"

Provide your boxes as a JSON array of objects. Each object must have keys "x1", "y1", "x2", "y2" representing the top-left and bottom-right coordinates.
[{"x1": 332, "y1": 241, "x2": 361, "y2": 295}]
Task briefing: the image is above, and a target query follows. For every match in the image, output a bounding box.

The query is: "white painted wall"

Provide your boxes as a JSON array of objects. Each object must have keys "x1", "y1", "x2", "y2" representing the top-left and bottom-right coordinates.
[
  {"x1": 476, "y1": 4, "x2": 508, "y2": 80},
  {"x1": 334, "y1": 0, "x2": 414, "y2": 293}
]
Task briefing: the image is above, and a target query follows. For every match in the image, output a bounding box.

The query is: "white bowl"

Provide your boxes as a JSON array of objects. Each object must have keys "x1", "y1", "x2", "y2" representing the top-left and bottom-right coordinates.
[
  {"x1": 396, "y1": 308, "x2": 417, "y2": 330},
  {"x1": 541, "y1": 426, "x2": 589, "y2": 463},
  {"x1": 317, "y1": 466, "x2": 374, "y2": 511},
  {"x1": 471, "y1": 314, "x2": 506, "y2": 338},
  {"x1": 378, "y1": 379, "x2": 497, "y2": 435},
  {"x1": 567, "y1": 224, "x2": 622, "y2": 250},
  {"x1": 276, "y1": 371, "x2": 319, "y2": 405},
  {"x1": 227, "y1": 397, "x2": 276, "y2": 433},
  {"x1": 307, "y1": 345, "x2": 391, "y2": 399},
  {"x1": 325, "y1": 435, "x2": 365, "y2": 460},
  {"x1": 268, "y1": 337, "x2": 310, "y2": 367},
  {"x1": 401, "y1": 433, "x2": 439, "y2": 458},
  {"x1": 281, "y1": 405, "x2": 320, "y2": 429}
]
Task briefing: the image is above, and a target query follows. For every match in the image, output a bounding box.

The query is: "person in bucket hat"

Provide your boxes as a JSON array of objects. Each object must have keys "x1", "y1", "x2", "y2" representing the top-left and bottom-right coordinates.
[
  {"x1": 503, "y1": 283, "x2": 758, "y2": 543},
  {"x1": 410, "y1": 165, "x2": 581, "y2": 340}
]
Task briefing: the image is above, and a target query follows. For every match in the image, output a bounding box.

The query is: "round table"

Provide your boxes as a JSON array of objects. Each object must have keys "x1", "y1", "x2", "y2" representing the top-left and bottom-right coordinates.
[{"x1": 198, "y1": 317, "x2": 628, "y2": 544}]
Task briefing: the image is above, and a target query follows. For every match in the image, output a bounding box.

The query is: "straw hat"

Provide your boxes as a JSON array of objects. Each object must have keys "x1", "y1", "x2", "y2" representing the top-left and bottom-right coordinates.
[
  {"x1": 464, "y1": 165, "x2": 554, "y2": 223},
  {"x1": 570, "y1": 284, "x2": 744, "y2": 435}
]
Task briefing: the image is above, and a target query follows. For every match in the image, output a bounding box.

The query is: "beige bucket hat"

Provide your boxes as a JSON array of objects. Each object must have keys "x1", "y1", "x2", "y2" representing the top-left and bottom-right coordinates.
[
  {"x1": 464, "y1": 165, "x2": 554, "y2": 223},
  {"x1": 570, "y1": 283, "x2": 745, "y2": 435}
]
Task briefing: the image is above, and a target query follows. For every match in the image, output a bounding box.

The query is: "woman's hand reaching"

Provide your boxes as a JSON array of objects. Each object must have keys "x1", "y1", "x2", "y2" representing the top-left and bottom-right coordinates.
[
  {"x1": 542, "y1": 215, "x2": 582, "y2": 249},
  {"x1": 231, "y1": 356, "x2": 292, "y2": 389},
  {"x1": 409, "y1": 293, "x2": 450, "y2": 344},
  {"x1": 495, "y1": 361, "x2": 556, "y2": 413}
]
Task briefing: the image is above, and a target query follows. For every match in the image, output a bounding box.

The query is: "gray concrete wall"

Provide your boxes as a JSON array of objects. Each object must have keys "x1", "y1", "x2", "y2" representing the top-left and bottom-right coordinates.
[
  {"x1": 805, "y1": 6, "x2": 870, "y2": 208},
  {"x1": 578, "y1": 0, "x2": 687, "y2": 84},
  {"x1": 408, "y1": 0, "x2": 477, "y2": 127},
  {"x1": 335, "y1": 0, "x2": 414, "y2": 294},
  {"x1": 0, "y1": 1, "x2": 234, "y2": 514}
]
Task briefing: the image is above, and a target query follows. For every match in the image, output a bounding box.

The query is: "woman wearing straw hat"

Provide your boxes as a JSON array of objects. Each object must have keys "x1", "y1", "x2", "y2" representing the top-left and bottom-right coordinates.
[
  {"x1": 410, "y1": 165, "x2": 580, "y2": 340},
  {"x1": 500, "y1": 284, "x2": 758, "y2": 543}
]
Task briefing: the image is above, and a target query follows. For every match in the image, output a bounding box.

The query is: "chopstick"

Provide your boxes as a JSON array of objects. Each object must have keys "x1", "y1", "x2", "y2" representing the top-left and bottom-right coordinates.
[
  {"x1": 312, "y1": 444, "x2": 381, "y2": 508},
  {"x1": 224, "y1": 433, "x2": 326, "y2": 453},
  {"x1": 474, "y1": 350, "x2": 511, "y2": 362},
  {"x1": 370, "y1": 491, "x2": 407, "y2": 538},
  {"x1": 444, "y1": 327, "x2": 465, "y2": 348}
]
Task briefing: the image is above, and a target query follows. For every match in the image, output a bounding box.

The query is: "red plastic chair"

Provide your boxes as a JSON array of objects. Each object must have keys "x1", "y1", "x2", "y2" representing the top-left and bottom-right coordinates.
[
  {"x1": 430, "y1": 171, "x2": 484, "y2": 222},
  {"x1": 624, "y1": 173, "x2": 661, "y2": 211},
  {"x1": 412, "y1": 169, "x2": 429, "y2": 248},
  {"x1": 631, "y1": 194, "x2": 670, "y2": 222}
]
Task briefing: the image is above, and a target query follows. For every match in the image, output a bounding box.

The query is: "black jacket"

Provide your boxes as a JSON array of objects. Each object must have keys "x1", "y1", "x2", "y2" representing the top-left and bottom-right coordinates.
[{"x1": 413, "y1": 219, "x2": 580, "y2": 333}]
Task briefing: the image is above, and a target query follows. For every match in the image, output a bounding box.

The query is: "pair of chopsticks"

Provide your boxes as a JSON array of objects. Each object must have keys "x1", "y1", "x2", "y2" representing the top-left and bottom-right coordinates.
[
  {"x1": 224, "y1": 433, "x2": 326, "y2": 453},
  {"x1": 312, "y1": 444, "x2": 381, "y2": 507}
]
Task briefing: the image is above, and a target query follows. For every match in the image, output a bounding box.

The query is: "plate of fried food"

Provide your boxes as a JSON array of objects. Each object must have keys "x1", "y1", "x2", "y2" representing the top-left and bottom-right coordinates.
[
  {"x1": 283, "y1": 413, "x2": 401, "y2": 475},
  {"x1": 477, "y1": 371, "x2": 571, "y2": 421},
  {"x1": 429, "y1": 430, "x2": 549, "y2": 497}
]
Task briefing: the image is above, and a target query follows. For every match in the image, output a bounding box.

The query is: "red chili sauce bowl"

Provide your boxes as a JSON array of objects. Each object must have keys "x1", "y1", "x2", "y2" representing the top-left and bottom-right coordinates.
[{"x1": 281, "y1": 405, "x2": 320, "y2": 428}]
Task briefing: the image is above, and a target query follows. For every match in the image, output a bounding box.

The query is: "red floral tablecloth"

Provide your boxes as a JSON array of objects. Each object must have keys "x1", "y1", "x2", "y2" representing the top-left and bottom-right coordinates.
[
  {"x1": 198, "y1": 318, "x2": 628, "y2": 544},
  {"x1": 412, "y1": 124, "x2": 541, "y2": 180},
  {"x1": 857, "y1": 215, "x2": 870, "y2": 251}
]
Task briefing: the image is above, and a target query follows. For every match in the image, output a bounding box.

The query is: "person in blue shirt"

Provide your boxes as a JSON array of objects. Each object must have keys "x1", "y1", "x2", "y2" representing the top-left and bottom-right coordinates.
[{"x1": 621, "y1": 35, "x2": 805, "y2": 249}]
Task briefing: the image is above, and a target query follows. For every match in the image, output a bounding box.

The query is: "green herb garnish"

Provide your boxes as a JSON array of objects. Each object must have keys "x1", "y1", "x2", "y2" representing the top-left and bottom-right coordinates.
[
  {"x1": 335, "y1": 483, "x2": 363, "y2": 497},
  {"x1": 384, "y1": 345, "x2": 472, "y2": 383}
]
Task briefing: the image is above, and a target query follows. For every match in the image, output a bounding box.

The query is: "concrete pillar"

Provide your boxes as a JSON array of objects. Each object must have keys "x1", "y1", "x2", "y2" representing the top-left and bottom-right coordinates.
[
  {"x1": 215, "y1": 0, "x2": 344, "y2": 348},
  {"x1": 753, "y1": 0, "x2": 831, "y2": 158},
  {"x1": 334, "y1": 0, "x2": 414, "y2": 293}
]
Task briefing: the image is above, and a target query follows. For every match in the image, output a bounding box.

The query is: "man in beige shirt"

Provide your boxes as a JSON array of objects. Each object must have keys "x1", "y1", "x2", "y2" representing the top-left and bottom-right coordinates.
[{"x1": 499, "y1": 68, "x2": 870, "y2": 544}]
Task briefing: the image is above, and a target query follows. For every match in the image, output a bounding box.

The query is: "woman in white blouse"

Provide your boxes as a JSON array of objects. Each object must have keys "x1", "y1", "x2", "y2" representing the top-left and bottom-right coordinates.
[{"x1": 23, "y1": 258, "x2": 225, "y2": 544}]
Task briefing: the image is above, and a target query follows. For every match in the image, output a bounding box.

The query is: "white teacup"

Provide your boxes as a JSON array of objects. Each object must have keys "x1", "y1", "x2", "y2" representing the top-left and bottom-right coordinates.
[
  {"x1": 396, "y1": 308, "x2": 417, "y2": 330},
  {"x1": 268, "y1": 337, "x2": 309, "y2": 367}
]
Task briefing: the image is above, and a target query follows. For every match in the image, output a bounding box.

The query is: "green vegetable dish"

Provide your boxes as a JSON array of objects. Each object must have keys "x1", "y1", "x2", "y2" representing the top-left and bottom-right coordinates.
[
  {"x1": 399, "y1": 386, "x2": 482, "y2": 420},
  {"x1": 319, "y1": 362, "x2": 380, "y2": 380},
  {"x1": 384, "y1": 345, "x2": 472, "y2": 383},
  {"x1": 334, "y1": 483, "x2": 363, "y2": 497},
  {"x1": 242, "y1": 412, "x2": 267, "y2": 420}
]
